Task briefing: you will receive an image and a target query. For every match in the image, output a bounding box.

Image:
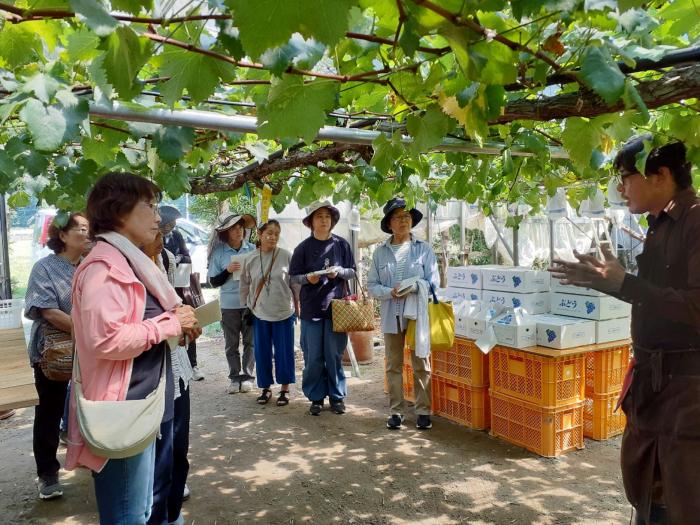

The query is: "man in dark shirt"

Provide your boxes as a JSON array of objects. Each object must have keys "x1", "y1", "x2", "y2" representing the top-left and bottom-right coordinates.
[{"x1": 550, "y1": 137, "x2": 699, "y2": 525}]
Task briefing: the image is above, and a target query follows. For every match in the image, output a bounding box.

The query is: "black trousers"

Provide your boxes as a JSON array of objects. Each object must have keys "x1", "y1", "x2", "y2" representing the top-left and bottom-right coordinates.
[
  {"x1": 149, "y1": 379, "x2": 191, "y2": 525},
  {"x1": 32, "y1": 365, "x2": 69, "y2": 479},
  {"x1": 186, "y1": 340, "x2": 197, "y2": 368}
]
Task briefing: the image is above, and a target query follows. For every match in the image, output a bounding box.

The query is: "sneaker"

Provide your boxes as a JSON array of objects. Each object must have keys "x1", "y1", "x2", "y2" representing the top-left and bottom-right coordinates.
[
  {"x1": 309, "y1": 400, "x2": 324, "y2": 416},
  {"x1": 227, "y1": 381, "x2": 239, "y2": 394},
  {"x1": 330, "y1": 400, "x2": 346, "y2": 414},
  {"x1": 416, "y1": 415, "x2": 433, "y2": 430},
  {"x1": 239, "y1": 380, "x2": 254, "y2": 393},
  {"x1": 182, "y1": 483, "x2": 190, "y2": 501},
  {"x1": 191, "y1": 367, "x2": 205, "y2": 381},
  {"x1": 386, "y1": 414, "x2": 404, "y2": 430},
  {"x1": 38, "y1": 475, "x2": 63, "y2": 500}
]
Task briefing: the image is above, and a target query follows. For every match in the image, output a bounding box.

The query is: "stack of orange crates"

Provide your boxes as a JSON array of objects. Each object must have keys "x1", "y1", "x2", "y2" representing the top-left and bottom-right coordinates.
[
  {"x1": 489, "y1": 345, "x2": 586, "y2": 457},
  {"x1": 584, "y1": 345, "x2": 630, "y2": 440},
  {"x1": 430, "y1": 337, "x2": 490, "y2": 430}
]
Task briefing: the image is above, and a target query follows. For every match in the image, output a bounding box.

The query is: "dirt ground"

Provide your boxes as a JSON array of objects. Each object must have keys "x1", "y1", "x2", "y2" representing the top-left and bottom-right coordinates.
[{"x1": 0, "y1": 334, "x2": 631, "y2": 525}]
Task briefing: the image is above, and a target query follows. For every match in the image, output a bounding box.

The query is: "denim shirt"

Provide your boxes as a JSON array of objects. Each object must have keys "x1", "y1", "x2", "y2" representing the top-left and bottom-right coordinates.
[
  {"x1": 367, "y1": 235, "x2": 439, "y2": 334},
  {"x1": 208, "y1": 240, "x2": 256, "y2": 309}
]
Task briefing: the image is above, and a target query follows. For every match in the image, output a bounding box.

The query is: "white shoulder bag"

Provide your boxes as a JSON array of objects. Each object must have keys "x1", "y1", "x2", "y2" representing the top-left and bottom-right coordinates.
[{"x1": 73, "y1": 348, "x2": 166, "y2": 459}]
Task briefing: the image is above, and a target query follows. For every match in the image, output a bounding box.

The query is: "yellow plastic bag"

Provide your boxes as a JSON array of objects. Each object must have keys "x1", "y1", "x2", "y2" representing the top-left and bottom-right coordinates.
[{"x1": 406, "y1": 292, "x2": 454, "y2": 351}]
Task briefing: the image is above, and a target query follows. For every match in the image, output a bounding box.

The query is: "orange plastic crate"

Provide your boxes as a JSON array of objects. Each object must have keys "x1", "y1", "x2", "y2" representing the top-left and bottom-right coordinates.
[
  {"x1": 431, "y1": 375, "x2": 490, "y2": 430},
  {"x1": 490, "y1": 391, "x2": 585, "y2": 457},
  {"x1": 585, "y1": 345, "x2": 631, "y2": 395},
  {"x1": 489, "y1": 346, "x2": 585, "y2": 408},
  {"x1": 403, "y1": 363, "x2": 415, "y2": 402},
  {"x1": 404, "y1": 345, "x2": 413, "y2": 364},
  {"x1": 383, "y1": 356, "x2": 389, "y2": 394},
  {"x1": 431, "y1": 337, "x2": 489, "y2": 387},
  {"x1": 382, "y1": 358, "x2": 414, "y2": 402},
  {"x1": 584, "y1": 391, "x2": 626, "y2": 440}
]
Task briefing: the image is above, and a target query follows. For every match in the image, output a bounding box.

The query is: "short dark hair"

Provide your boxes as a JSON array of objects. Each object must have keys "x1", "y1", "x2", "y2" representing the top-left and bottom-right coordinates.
[
  {"x1": 216, "y1": 219, "x2": 247, "y2": 243},
  {"x1": 87, "y1": 172, "x2": 162, "y2": 236},
  {"x1": 258, "y1": 219, "x2": 280, "y2": 234},
  {"x1": 614, "y1": 136, "x2": 692, "y2": 189},
  {"x1": 46, "y1": 212, "x2": 87, "y2": 254}
]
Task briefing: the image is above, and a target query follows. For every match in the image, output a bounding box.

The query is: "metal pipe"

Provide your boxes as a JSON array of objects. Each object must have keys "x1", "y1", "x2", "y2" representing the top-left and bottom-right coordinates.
[{"x1": 89, "y1": 102, "x2": 570, "y2": 159}]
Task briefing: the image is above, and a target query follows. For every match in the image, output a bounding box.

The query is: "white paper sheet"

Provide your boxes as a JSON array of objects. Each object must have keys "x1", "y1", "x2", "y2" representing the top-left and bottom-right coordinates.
[
  {"x1": 228, "y1": 254, "x2": 250, "y2": 281},
  {"x1": 174, "y1": 263, "x2": 191, "y2": 288}
]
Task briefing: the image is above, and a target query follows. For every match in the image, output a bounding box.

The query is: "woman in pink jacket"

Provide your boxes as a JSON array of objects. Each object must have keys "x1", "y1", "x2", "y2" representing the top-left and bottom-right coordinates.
[{"x1": 66, "y1": 172, "x2": 200, "y2": 525}]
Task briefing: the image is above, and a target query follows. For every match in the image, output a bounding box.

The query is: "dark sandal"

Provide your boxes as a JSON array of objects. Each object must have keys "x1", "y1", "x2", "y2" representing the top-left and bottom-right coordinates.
[
  {"x1": 257, "y1": 389, "x2": 272, "y2": 405},
  {"x1": 276, "y1": 391, "x2": 290, "y2": 406}
]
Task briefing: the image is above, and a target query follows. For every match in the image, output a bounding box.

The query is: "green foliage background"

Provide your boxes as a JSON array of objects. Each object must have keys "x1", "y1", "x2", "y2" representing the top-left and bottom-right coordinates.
[{"x1": 0, "y1": 0, "x2": 698, "y2": 215}]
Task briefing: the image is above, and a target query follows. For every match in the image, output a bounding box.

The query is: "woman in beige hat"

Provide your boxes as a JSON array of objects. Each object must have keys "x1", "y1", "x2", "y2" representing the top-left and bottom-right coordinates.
[{"x1": 207, "y1": 212, "x2": 257, "y2": 394}]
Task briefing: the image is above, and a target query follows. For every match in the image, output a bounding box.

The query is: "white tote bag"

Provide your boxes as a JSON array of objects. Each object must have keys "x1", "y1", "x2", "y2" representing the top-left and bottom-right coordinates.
[{"x1": 73, "y1": 350, "x2": 166, "y2": 459}]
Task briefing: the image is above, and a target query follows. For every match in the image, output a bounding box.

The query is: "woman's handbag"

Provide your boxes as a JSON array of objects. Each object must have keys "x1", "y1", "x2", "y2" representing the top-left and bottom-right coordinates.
[
  {"x1": 406, "y1": 285, "x2": 454, "y2": 351},
  {"x1": 73, "y1": 350, "x2": 166, "y2": 459},
  {"x1": 181, "y1": 272, "x2": 204, "y2": 308},
  {"x1": 38, "y1": 325, "x2": 73, "y2": 381},
  {"x1": 331, "y1": 284, "x2": 375, "y2": 333}
]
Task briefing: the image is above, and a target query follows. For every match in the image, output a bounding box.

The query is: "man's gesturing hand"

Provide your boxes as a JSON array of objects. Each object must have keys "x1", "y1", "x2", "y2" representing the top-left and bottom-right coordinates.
[{"x1": 549, "y1": 245, "x2": 626, "y2": 294}]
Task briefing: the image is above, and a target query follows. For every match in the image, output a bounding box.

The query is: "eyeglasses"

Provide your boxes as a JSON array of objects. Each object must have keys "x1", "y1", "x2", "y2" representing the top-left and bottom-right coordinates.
[
  {"x1": 141, "y1": 201, "x2": 159, "y2": 214},
  {"x1": 70, "y1": 228, "x2": 89, "y2": 235},
  {"x1": 391, "y1": 213, "x2": 413, "y2": 222},
  {"x1": 613, "y1": 171, "x2": 639, "y2": 186}
]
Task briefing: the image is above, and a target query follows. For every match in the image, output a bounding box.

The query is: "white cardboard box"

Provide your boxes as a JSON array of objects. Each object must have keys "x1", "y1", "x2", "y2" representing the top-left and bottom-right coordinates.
[
  {"x1": 446, "y1": 266, "x2": 484, "y2": 290},
  {"x1": 490, "y1": 312, "x2": 537, "y2": 349},
  {"x1": 455, "y1": 301, "x2": 481, "y2": 338},
  {"x1": 444, "y1": 287, "x2": 482, "y2": 302},
  {"x1": 550, "y1": 279, "x2": 606, "y2": 297},
  {"x1": 481, "y1": 267, "x2": 550, "y2": 293},
  {"x1": 550, "y1": 292, "x2": 632, "y2": 321},
  {"x1": 596, "y1": 317, "x2": 631, "y2": 344},
  {"x1": 466, "y1": 305, "x2": 501, "y2": 340},
  {"x1": 482, "y1": 290, "x2": 549, "y2": 315},
  {"x1": 533, "y1": 314, "x2": 596, "y2": 349}
]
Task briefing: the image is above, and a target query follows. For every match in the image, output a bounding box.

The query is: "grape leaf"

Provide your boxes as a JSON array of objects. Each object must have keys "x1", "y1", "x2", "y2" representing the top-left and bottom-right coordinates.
[
  {"x1": 406, "y1": 104, "x2": 453, "y2": 154},
  {"x1": 256, "y1": 76, "x2": 337, "y2": 144},
  {"x1": 20, "y1": 73, "x2": 61, "y2": 104},
  {"x1": 98, "y1": 26, "x2": 152, "y2": 99},
  {"x1": 82, "y1": 136, "x2": 118, "y2": 165},
  {"x1": 111, "y1": 0, "x2": 153, "y2": 15},
  {"x1": 618, "y1": 0, "x2": 645, "y2": 11},
  {"x1": 579, "y1": 46, "x2": 626, "y2": 105},
  {"x1": 66, "y1": 28, "x2": 101, "y2": 62},
  {"x1": 371, "y1": 134, "x2": 404, "y2": 174},
  {"x1": 8, "y1": 191, "x2": 31, "y2": 209},
  {"x1": 260, "y1": 34, "x2": 325, "y2": 77},
  {"x1": 0, "y1": 24, "x2": 41, "y2": 68},
  {"x1": 69, "y1": 0, "x2": 119, "y2": 37},
  {"x1": 245, "y1": 142, "x2": 271, "y2": 163},
  {"x1": 159, "y1": 50, "x2": 236, "y2": 106},
  {"x1": 561, "y1": 117, "x2": 602, "y2": 170},
  {"x1": 399, "y1": 17, "x2": 421, "y2": 56},
  {"x1": 152, "y1": 126, "x2": 196, "y2": 164},
  {"x1": 19, "y1": 151, "x2": 49, "y2": 176},
  {"x1": 312, "y1": 177, "x2": 334, "y2": 198},
  {"x1": 155, "y1": 164, "x2": 190, "y2": 199},
  {"x1": 19, "y1": 99, "x2": 67, "y2": 152},
  {"x1": 230, "y1": 0, "x2": 354, "y2": 58},
  {"x1": 215, "y1": 20, "x2": 245, "y2": 60}
]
